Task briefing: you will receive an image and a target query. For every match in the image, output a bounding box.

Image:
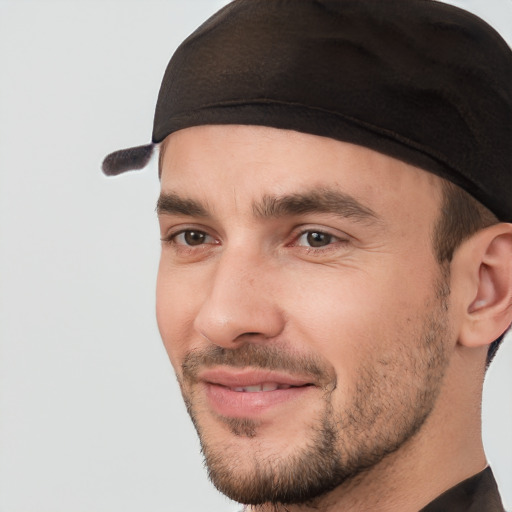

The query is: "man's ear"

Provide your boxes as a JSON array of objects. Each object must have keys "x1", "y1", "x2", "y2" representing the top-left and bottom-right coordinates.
[{"x1": 455, "y1": 223, "x2": 512, "y2": 348}]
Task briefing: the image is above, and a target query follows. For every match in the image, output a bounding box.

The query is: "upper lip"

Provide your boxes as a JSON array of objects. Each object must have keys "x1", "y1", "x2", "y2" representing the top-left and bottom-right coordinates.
[{"x1": 198, "y1": 367, "x2": 315, "y2": 388}]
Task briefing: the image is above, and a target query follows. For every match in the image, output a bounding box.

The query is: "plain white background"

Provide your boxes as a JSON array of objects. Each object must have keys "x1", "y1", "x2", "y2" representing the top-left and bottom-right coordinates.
[{"x1": 0, "y1": 1, "x2": 511, "y2": 511}]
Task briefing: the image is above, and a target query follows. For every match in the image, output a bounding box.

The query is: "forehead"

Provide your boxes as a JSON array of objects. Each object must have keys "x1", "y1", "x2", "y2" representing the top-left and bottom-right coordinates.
[{"x1": 159, "y1": 124, "x2": 442, "y2": 219}]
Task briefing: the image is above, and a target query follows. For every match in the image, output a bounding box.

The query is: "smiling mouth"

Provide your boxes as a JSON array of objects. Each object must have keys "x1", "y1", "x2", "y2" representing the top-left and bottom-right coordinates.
[
  {"x1": 198, "y1": 367, "x2": 315, "y2": 391},
  {"x1": 227, "y1": 382, "x2": 308, "y2": 392},
  {"x1": 197, "y1": 369, "x2": 317, "y2": 418}
]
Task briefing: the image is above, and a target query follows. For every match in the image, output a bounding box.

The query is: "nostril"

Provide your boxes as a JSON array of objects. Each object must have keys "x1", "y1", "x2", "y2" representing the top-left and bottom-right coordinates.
[{"x1": 233, "y1": 332, "x2": 267, "y2": 343}]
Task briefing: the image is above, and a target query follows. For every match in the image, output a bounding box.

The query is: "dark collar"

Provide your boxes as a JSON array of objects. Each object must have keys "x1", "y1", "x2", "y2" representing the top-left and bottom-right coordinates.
[{"x1": 420, "y1": 467, "x2": 505, "y2": 512}]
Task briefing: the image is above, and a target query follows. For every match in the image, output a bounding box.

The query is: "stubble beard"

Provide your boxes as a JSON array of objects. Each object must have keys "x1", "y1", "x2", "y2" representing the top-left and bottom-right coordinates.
[{"x1": 178, "y1": 278, "x2": 451, "y2": 509}]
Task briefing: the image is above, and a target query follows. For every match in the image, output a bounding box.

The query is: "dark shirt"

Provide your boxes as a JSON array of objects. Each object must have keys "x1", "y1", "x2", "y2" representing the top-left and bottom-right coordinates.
[{"x1": 420, "y1": 467, "x2": 505, "y2": 512}]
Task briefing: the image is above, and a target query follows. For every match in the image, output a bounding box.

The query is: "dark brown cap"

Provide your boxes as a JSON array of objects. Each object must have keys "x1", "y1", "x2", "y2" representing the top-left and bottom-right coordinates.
[{"x1": 102, "y1": 0, "x2": 512, "y2": 221}]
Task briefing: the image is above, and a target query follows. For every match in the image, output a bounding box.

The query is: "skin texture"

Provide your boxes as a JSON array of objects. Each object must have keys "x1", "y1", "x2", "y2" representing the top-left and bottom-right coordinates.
[{"x1": 156, "y1": 125, "x2": 507, "y2": 512}]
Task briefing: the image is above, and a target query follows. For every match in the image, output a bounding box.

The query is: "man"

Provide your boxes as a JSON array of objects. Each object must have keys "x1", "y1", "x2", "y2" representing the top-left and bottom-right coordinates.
[{"x1": 103, "y1": 0, "x2": 512, "y2": 510}]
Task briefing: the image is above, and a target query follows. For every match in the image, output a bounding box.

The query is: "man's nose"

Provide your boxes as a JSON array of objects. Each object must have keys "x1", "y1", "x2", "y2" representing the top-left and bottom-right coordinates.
[{"x1": 193, "y1": 249, "x2": 285, "y2": 348}]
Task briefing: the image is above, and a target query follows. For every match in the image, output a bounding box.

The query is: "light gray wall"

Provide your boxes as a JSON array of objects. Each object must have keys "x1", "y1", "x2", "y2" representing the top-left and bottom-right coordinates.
[{"x1": 0, "y1": 1, "x2": 510, "y2": 511}]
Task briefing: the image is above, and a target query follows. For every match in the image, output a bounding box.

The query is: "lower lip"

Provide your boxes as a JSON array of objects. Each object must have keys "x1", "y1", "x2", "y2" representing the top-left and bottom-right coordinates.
[{"x1": 204, "y1": 383, "x2": 313, "y2": 418}]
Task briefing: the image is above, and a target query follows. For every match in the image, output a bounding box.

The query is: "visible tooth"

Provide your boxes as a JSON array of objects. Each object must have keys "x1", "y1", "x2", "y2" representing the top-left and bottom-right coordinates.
[
  {"x1": 244, "y1": 385, "x2": 263, "y2": 392},
  {"x1": 230, "y1": 383, "x2": 289, "y2": 392}
]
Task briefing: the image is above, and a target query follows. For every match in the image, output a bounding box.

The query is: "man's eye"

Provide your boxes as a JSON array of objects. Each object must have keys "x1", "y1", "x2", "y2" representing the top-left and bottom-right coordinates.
[
  {"x1": 296, "y1": 231, "x2": 336, "y2": 248},
  {"x1": 173, "y1": 230, "x2": 214, "y2": 246}
]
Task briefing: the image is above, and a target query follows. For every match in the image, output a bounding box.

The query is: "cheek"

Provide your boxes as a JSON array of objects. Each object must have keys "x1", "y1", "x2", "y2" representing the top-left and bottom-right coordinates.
[
  {"x1": 156, "y1": 262, "x2": 200, "y2": 371},
  {"x1": 284, "y1": 261, "x2": 437, "y2": 381}
]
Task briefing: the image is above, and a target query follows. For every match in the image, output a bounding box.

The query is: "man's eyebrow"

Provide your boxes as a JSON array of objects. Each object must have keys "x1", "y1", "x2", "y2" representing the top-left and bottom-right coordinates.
[
  {"x1": 156, "y1": 193, "x2": 210, "y2": 217},
  {"x1": 253, "y1": 189, "x2": 379, "y2": 223}
]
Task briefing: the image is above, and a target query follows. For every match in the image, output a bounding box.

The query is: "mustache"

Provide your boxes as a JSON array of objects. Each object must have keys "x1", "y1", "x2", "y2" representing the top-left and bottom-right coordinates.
[{"x1": 181, "y1": 343, "x2": 334, "y2": 386}]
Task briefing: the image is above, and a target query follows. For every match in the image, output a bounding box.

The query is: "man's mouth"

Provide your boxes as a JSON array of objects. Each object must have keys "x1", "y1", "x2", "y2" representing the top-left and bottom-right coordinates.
[{"x1": 197, "y1": 368, "x2": 316, "y2": 418}]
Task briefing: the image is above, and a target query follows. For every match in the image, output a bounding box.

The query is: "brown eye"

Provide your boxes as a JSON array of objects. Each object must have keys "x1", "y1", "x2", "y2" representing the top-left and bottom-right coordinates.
[
  {"x1": 183, "y1": 230, "x2": 207, "y2": 246},
  {"x1": 297, "y1": 231, "x2": 334, "y2": 247},
  {"x1": 168, "y1": 230, "x2": 215, "y2": 247},
  {"x1": 308, "y1": 232, "x2": 332, "y2": 247}
]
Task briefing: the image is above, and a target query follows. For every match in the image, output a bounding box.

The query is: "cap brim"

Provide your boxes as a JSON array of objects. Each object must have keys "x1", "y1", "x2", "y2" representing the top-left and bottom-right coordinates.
[{"x1": 102, "y1": 143, "x2": 155, "y2": 176}]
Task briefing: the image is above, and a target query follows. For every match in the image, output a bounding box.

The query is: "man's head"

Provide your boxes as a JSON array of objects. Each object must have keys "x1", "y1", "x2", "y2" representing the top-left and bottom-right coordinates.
[
  {"x1": 155, "y1": 125, "x2": 451, "y2": 505},
  {"x1": 155, "y1": 124, "x2": 511, "y2": 508},
  {"x1": 103, "y1": 0, "x2": 512, "y2": 509}
]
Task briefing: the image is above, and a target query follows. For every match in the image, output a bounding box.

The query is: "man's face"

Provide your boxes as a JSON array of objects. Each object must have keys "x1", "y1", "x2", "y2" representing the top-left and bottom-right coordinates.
[{"x1": 156, "y1": 125, "x2": 453, "y2": 506}]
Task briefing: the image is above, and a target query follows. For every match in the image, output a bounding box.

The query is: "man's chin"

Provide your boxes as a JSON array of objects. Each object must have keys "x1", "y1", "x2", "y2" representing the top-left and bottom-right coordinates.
[{"x1": 190, "y1": 407, "x2": 350, "y2": 506}]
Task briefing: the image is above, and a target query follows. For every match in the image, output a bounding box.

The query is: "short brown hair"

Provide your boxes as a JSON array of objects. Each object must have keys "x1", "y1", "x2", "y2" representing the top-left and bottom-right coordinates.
[{"x1": 433, "y1": 181, "x2": 498, "y2": 263}]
